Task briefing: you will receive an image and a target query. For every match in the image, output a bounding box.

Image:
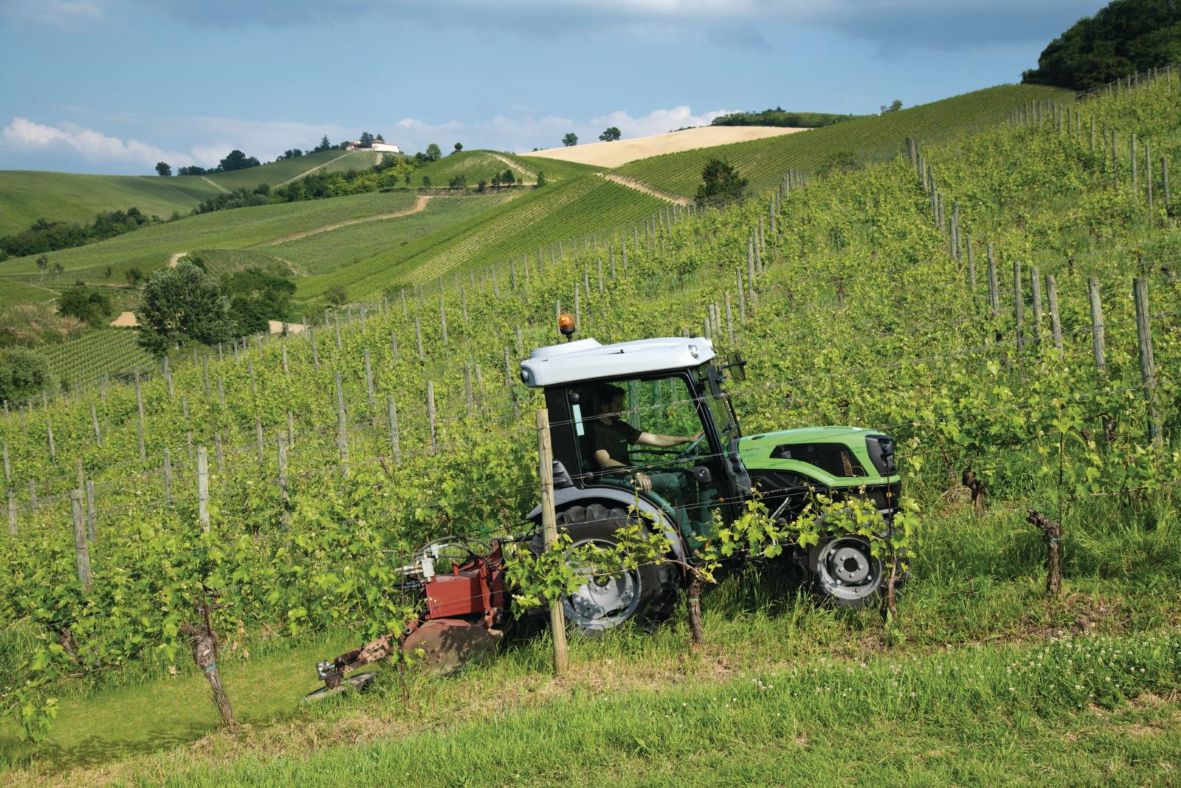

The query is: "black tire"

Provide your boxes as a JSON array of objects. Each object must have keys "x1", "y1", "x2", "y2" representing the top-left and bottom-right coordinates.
[
  {"x1": 301, "y1": 670, "x2": 377, "y2": 703},
  {"x1": 532, "y1": 503, "x2": 669, "y2": 635}
]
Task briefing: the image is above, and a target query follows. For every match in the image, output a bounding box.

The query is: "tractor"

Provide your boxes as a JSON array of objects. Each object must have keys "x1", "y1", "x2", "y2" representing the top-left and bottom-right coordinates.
[{"x1": 307, "y1": 333, "x2": 899, "y2": 698}]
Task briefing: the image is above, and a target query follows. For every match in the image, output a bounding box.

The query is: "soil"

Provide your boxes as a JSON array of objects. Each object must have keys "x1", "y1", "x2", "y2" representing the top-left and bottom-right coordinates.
[{"x1": 524, "y1": 125, "x2": 807, "y2": 169}]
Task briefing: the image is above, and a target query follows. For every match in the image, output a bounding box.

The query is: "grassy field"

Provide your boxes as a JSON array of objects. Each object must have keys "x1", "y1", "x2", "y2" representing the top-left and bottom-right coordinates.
[
  {"x1": 0, "y1": 191, "x2": 423, "y2": 284},
  {"x1": 203, "y1": 150, "x2": 382, "y2": 191},
  {"x1": 616, "y1": 84, "x2": 1072, "y2": 197},
  {"x1": 299, "y1": 174, "x2": 663, "y2": 298},
  {"x1": 0, "y1": 171, "x2": 222, "y2": 235},
  {"x1": 0, "y1": 279, "x2": 56, "y2": 308}
]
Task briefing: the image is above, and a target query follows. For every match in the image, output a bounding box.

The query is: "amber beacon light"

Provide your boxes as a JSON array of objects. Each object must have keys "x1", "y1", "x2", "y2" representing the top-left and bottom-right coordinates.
[{"x1": 558, "y1": 313, "x2": 576, "y2": 341}]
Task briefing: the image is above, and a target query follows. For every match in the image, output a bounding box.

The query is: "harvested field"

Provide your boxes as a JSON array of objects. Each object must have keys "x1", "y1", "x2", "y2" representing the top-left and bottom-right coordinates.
[{"x1": 524, "y1": 126, "x2": 806, "y2": 168}]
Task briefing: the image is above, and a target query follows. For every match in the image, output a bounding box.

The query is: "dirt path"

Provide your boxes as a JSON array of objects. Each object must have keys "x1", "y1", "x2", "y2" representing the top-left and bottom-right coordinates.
[
  {"x1": 264, "y1": 195, "x2": 432, "y2": 246},
  {"x1": 598, "y1": 173, "x2": 692, "y2": 206},
  {"x1": 488, "y1": 152, "x2": 536, "y2": 183},
  {"x1": 168, "y1": 251, "x2": 187, "y2": 268},
  {"x1": 201, "y1": 177, "x2": 231, "y2": 195},
  {"x1": 276, "y1": 151, "x2": 354, "y2": 187}
]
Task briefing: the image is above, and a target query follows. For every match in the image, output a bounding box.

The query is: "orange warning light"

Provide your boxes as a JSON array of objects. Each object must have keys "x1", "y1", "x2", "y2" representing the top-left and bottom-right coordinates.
[{"x1": 558, "y1": 313, "x2": 576, "y2": 339}]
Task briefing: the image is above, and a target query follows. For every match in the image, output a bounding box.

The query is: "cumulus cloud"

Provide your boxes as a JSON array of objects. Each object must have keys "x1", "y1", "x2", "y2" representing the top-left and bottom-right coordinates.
[{"x1": 1, "y1": 117, "x2": 193, "y2": 167}]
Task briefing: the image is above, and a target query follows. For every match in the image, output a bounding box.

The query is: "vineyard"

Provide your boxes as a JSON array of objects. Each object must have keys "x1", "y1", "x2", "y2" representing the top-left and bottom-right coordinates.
[
  {"x1": 616, "y1": 84, "x2": 1074, "y2": 197},
  {"x1": 1, "y1": 70, "x2": 1181, "y2": 779},
  {"x1": 40, "y1": 330, "x2": 155, "y2": 392}
]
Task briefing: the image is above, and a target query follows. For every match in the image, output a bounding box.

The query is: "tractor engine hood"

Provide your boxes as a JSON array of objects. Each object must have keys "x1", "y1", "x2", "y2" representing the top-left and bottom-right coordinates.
[{"x1": 739, "y1": 426, "x2": 898, "y2": 485}]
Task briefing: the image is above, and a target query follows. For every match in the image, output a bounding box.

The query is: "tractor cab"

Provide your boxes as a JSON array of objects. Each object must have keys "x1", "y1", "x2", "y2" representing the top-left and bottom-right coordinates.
[{"x1": 520, "y1": 336, "x2": 749, "y2": 546}]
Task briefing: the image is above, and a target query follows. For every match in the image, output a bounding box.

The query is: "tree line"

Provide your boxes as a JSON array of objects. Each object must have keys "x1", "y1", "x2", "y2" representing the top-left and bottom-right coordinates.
[{"x1": 0, "y1": 208, "x2": 159, "y2": 261}]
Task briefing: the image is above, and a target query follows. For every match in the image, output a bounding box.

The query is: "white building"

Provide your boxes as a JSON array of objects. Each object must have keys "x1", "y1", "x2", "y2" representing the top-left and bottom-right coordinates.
[{"x1": 345, "y1": 141, "x2": 401, "y2": 153}]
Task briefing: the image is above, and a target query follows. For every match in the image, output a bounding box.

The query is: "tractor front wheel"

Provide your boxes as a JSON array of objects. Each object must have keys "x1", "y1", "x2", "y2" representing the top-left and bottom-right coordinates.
[{"x1": 808, "y1": 535, "x2": 886, "y2": 608}]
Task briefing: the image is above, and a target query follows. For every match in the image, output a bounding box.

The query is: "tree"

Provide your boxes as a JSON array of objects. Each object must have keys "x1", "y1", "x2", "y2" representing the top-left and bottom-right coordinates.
[
  {"x1": 421, "y1": 175, "x2": 432, "y2": 189},
  {"x1": 562, "y1": 132, "x2": 578, "y2": 147},
  {"x1": 177, "y1": 165, "x2": 207, "y2": 176},
  {"x1": 125, "y1": 267, "x2": 145, "y2": 286},
  {"x1": 135, "y1": 260, "x2": 234, "y2": 354},
  {"x1": 536, "y1": 170, "x2": 547, "y2": 187},
  {"x1": 376, "y1": 134, "x2": 385, "y2": 142},
  {"x1": 1022, "y1": 0, "x2": 1181, "y2": 89},
  {"x1": 599, "y1": 127, "x2": 621, "y2": 142},
  {"x1": 56, "y1": 281, "x2": 112, "y2": 326},
  {"x1": 425, "y1": 143, "x2": 442, "y2": 161},
  {"x1": 222, "y1": 268, "x2": 295, "y2": 335},
  {"x1": 324, "y1": 284, "x2": 348, "y2": 307},
  {"x1": 155, "y1": 161, "x2": 172, "y2": 177},
  {"x1": 0, "y1": 349, "x2": 55, "y2": 404},
  {"x1": 501, "y1": 169, "x2": 515, "y2": 184},
  {"x1": 314, "y1": 135, "x2": 332, "y2": 153},
  {"x1": 453, "y1": 142, "x2": 463, "y2": 154},
  {"x1": 359, "y1": 131, "x2": 375, "y2": 147},
  {"x1": 217, "y1": 149, "x2": 261, "y2": 171},
  {"x1": 880, "y1": 99, "x2": 903, "y2": 114},
  {"x1": 817, "y1": 150, "x2": 861, "y2": 176},
  {"x1": 35, "y1": 255, "x2": 48, "y2": 281},
  {"x1": 694, "y1": 158, "x2": 748, "y2": 206}
]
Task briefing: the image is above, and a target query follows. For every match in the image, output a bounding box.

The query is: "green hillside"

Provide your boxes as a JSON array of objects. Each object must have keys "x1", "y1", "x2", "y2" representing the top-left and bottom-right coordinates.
[
  {"x1": 203, "y1": 149, "x2": 383, "y2": 190},
  {"x1": 415, "y1": 149, "x2": 598, "y2": 188},
  {"x1": 616, "y1": 83, "x2": 1073, "y2": 196},
  {"x1": 0, "y1": 171, "x2": 222, "y2": 235},
  {"x1": 2, "y1": 68, "x2": 1181, "y2": 784}
]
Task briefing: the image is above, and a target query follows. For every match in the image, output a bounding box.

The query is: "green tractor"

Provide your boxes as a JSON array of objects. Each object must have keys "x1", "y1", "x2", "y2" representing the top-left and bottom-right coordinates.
[{"x1": 520, "y1": 335, "x2": 901, "y2": 632}]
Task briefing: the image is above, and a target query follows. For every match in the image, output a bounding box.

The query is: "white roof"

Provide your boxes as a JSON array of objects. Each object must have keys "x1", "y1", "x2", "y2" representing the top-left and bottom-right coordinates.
[{"x1": 520, "y1": 337, "x2": 715, "y2": 388}]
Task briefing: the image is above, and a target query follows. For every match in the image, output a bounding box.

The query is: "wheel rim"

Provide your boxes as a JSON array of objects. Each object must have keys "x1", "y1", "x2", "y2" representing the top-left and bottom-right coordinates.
[
  {"x1": 815, "y1": 536, "x2": 882, "y2": 602},
  {"x1": 564, "y1": 537, "x2": 642, "y2": 631}
]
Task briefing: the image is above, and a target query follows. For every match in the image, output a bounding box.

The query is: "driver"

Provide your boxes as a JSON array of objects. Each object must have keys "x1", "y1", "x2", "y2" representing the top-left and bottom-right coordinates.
[{"x1": 589, "y1": 384, "x2": 701, "y2": 495}]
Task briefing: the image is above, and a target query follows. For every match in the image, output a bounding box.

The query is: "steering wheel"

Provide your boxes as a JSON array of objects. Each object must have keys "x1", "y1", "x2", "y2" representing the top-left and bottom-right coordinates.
[{"x1": 675, "y1": 433, "x2": 708, "y2": 460}]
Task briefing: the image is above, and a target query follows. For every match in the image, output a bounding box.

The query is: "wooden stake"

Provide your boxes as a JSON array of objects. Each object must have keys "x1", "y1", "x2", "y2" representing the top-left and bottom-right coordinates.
[
  {"x1": 986, "y1": 243, "x2": 999, "y2": 317},
  {"x1": 197, "y1": 446, "x2": 210, "y2": 532},
  {"x1": 85, "y1": 479, "x2": 96, "y2": 542},
  {"x1": 387, "y1": 395, "x2": 401, "y2": 465},
  {"x1": 1088, "y1": 278, "x2": 1106, "y2": 371},
  {"x1": 335, "y1": 372, "x2": 349, "y2": 474},
  {"x1": 427, "y1": 381, "x2": 437, "y2": 453},
  {"x1": 1030, "y1": 267, "x2": 1043, "y2": 343},
  {"x1": 536, "y1": 408, "x2": 569, "y2": 676},
  {"x1": 1133, "y1": 277, "x2": 1161, "y2": 443},
  {"x1": 277, "y1": 435, "x2": 289, "y2": 528},
  {"x1": 71, "y1": 490, "x2": 91, "y2": 592},
  {"x1": 1047, "y1": 274, "x2": 1063, "y2": 354},
  {"x1": 163, "y1": 448, "x2": 173, "y2": 506},
  {"x1": 135, "y1": 370, "x2": 146, "y2": 463}
]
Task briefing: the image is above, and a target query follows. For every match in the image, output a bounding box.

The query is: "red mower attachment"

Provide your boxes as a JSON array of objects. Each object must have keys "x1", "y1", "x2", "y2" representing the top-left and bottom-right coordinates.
[{"x1": 305, "y1": 539, "x2": 509, "y2": 702}]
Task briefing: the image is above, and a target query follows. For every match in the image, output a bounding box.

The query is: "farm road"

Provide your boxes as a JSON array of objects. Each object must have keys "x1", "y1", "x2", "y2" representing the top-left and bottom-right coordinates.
[
  {"x1": 264, "y1": 194, "x2": 433, "y2": 245},
  {"x1": 488, "y1": 152, "x2": 536, "y2": 183},
  {"x1": 598, "y1": 173, "x2": 692, "y2": 206}
]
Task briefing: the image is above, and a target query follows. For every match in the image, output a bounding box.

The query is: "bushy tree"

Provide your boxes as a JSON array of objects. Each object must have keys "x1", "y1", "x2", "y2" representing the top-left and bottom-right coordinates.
[
  {"x1": 155, "y1": 161, "x2": 171, "y2": 176},
  {"x1": 694, "y1": 159, "x2": 747, "y2": 206},
  {"x1": 217, "y1": 149, "x2": 261, "y2": 172},
  {"x1": 135, "y1": 260, "x2": 233, "y2": 354},
  {"x1": 425, "y1": 143, "x2": 442, "y2": 161},
  {"x1": 1023, "y1": 0, "x2": 1181, "y2": 89},
  {"x1": 222, "y1": 268, "x2": 295, "y2": 335},
  {"x1": 453, "y1": 142, "x2": 463, "y2": 154},
  {"x1": 324, "y1": 284, "x2": 348, "y2": 306},
  {"x1": 599, "y1": 127, "x2": 621, "y2": 141},
  {"x1": 56, "y1": 281, "x2": 112, "y2": 326},
  {"x1": 880, "y1": 100, "x2": 903, "y2": 114},
  {"x1": 562, "y1": 132, "x2": 578, "y2": 147},
  {"x1": 0, "y1": 349, "x2": 55, "y2": 404},
  {"x1": 314, "y1": 135, "x2": 333, "y2": 153}
]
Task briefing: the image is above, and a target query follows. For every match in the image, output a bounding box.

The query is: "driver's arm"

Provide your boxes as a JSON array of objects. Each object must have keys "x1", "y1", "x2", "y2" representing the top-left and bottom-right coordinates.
[
  {"x1": 636, "y1": 431, "x2": 702, "y2": 448},
  {"x1": 593, "y1": 449, "x2": 626, "y2": 470}
]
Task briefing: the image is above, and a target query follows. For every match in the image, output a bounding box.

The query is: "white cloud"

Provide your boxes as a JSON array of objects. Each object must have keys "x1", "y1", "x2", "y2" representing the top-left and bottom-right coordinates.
[
  {"x1": 0, "y1": 0, "x2": 105, "y2": 27},
  {"x1": 185, "y1": 117, "x2": 354, "y2": 165},
  {"x1": 589, "y1": 106, "x2": 731, "y2": 138},
  {"x1": 1, "y1": 117, "x2": 193, "y2": 167}
]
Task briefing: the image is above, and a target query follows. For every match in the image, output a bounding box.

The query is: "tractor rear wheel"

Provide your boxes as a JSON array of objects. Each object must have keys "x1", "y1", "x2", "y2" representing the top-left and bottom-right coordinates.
[{"x1": 534, "y1": 504, "x2": 667, "y2": 635}]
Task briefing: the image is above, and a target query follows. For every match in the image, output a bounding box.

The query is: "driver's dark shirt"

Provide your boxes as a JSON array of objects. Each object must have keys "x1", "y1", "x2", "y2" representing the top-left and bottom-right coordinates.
[{"x1": 589, "y1": 419, "x2": 642, "y2": 468}]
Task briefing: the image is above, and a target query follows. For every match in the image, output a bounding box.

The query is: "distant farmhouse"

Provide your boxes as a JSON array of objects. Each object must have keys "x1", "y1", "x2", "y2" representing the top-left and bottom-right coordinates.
[{"x1": 345, "y1": 140, "x2": 401, "y2": 153}]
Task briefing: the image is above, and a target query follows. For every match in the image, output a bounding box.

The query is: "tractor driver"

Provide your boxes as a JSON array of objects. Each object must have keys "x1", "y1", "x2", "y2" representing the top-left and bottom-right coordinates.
[{"x1": 589, "y1": 384, "x2": 701, "y2": 496}]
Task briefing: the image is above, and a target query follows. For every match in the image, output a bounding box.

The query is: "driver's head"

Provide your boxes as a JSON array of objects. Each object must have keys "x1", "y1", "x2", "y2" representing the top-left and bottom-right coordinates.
[{"x1": 594, "y1": 384, "x2": 626, "y2": 423}]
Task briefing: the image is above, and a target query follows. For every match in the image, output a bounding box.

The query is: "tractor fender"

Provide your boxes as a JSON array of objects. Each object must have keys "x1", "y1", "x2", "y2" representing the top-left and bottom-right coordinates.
[{"x1": 525, "y1": 485, "x2": 687, "y2": 565}]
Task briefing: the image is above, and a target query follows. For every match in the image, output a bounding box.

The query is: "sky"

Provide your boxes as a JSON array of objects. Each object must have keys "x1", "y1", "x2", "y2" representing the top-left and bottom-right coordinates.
[{"x1": 0, "y1": 0, "x2": 1108, "y2": 175}]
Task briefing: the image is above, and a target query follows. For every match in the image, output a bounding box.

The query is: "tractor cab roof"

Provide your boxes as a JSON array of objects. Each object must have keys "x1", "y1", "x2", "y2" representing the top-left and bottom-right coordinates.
[{"x1": 520, "y1": 336, "x2": 715, "y2": 388}]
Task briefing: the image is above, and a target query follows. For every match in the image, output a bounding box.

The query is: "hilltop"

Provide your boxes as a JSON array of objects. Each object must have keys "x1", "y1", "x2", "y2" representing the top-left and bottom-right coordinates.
[{"x1": 525, "y1": 125, "x2": 807, "y2": 168}]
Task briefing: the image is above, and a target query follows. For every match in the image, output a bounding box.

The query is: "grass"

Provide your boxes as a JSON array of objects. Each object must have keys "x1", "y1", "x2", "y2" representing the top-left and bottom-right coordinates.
[
  {"x1": 0, "y1": 280, "x2": 55, "y2": 309},
  {"x1": 0, "y1": 171, "x2": 222, "y2": 235},
  {"x1": 203, "y1": 150, "x2": 382, "y2": 191},
  {"x1": 616, "y1": 84, "x2": 1074, "y2": 197},
  {"x1": 2, "y1": 497, "x2": 1179, "y2": 783},
  {"x1": 0, "y1": 191, "x2": 422, "y2": 284}
]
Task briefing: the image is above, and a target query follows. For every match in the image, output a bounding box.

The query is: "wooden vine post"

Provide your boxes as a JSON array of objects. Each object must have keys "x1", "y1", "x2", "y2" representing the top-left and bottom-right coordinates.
[
  {"x1": 536, "y1": 408, "x2": 569, "y2": 676},
  {"x1": 1133, "y1": 277, "x2": 1161, "y2": 443},
  {"x1": 70, "y1": 490, "x2": 91, "y2": 593}
]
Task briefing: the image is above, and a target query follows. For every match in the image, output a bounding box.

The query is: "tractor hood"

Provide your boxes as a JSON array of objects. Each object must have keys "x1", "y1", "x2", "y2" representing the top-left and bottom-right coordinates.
[
  {"x1": 519, "y1": 337, "x2": 715, "y2": 388},
  {"x1": 739, "y1": 426, "x2": 898, "y2": 484}
]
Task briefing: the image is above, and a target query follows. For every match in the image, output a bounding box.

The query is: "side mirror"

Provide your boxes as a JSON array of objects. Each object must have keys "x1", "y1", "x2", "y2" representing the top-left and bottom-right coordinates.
[{"x1": 691, "y1": 465, "x2": 713, "y2": 484}]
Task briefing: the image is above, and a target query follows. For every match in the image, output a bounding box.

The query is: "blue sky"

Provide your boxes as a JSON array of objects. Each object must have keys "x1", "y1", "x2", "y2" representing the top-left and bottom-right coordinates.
[{"x1": 0, "y1": 0, "x2": 1106, "y2": 174}]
